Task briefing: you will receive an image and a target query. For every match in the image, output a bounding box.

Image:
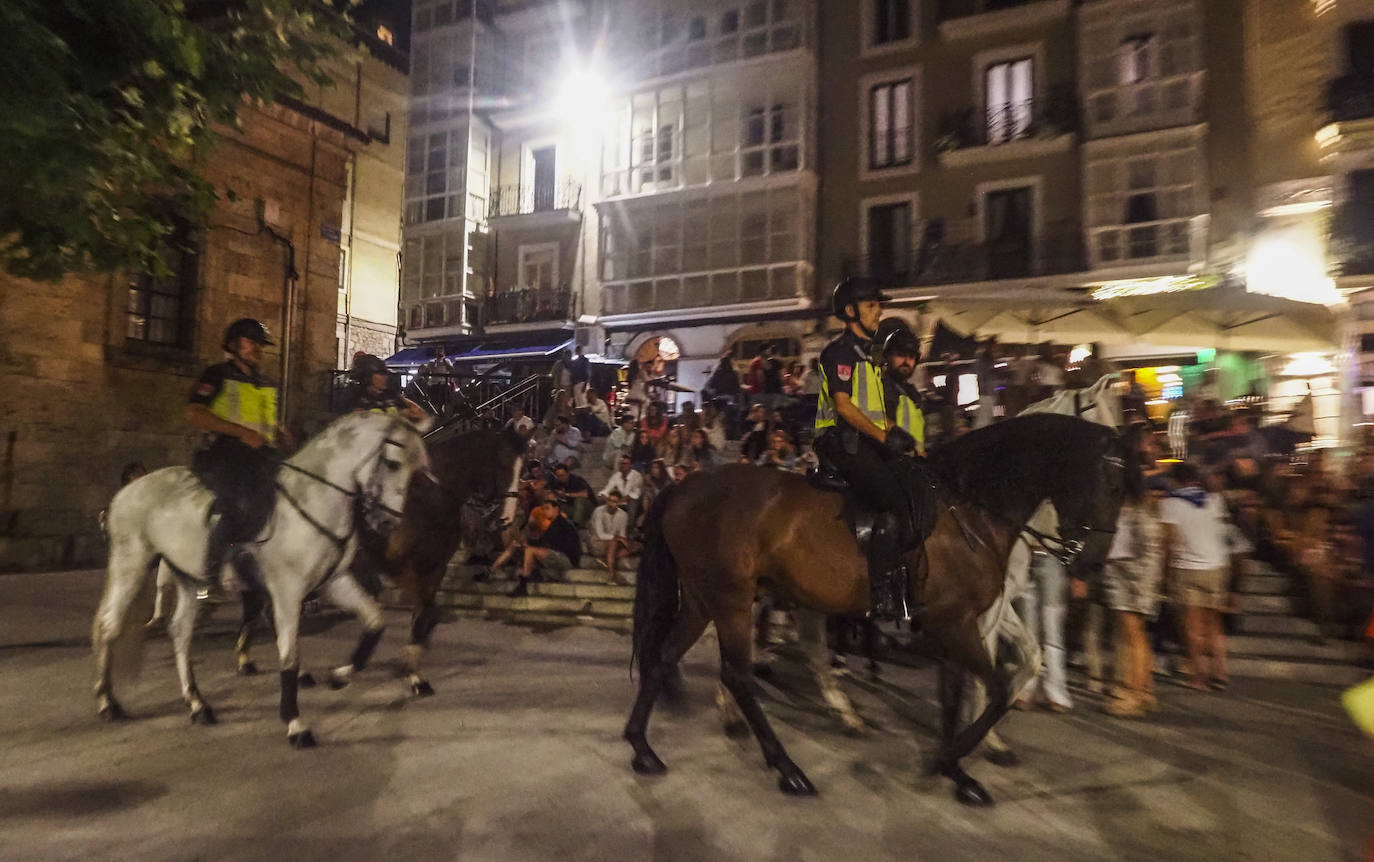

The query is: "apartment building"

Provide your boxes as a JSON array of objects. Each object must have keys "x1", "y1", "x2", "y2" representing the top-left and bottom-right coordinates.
[{"x1": 593, "y1": 0, "x2": 820, "y2": 383}]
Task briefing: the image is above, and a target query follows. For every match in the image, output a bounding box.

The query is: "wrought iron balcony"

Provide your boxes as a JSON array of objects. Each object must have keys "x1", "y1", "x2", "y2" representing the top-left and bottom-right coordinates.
[
  {"x1": 936, "y1": 88, "x2": 1078, "y2": 152},
  {"x1": 1326, "y1": 74, "x2": 1374, "y2": 124},
  {"x1": 841, "y1": 232, "x2": 1086, "y2": 288},
  {"x1": 937, "y1": 0, "x2": 1056, "y2": 20},
  {"x1": 1329, "y1": 203, "x2": 1374, "y2": 276},
  {"x1": 481, "y1": 286, "x2": 574, "y2": 327},
  {"x1": 488, "y1": 180, "x2": 583, "y2": 219}
]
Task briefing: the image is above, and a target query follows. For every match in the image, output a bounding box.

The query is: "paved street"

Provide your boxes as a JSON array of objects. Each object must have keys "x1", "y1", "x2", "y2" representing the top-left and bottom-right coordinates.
[{"x1": 3, "y1": 570, "x2": 1372, "y2": 862}]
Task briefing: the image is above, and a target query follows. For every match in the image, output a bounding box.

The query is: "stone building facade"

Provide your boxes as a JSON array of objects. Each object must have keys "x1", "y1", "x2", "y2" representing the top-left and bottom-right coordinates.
[{"x1": 0, "y1": 44, "x2": 406, "y2": 572}]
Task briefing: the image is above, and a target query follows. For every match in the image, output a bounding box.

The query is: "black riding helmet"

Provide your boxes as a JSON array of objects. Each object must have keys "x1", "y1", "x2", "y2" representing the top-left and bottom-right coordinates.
[
  {"x1": 222, "y1": 318, "x2": 275, "y2": 351},
  {"x1": 831, "y1": 277, "x2": 892, "y2": 322},
  {"x1": 881, "y1": 325, "x2": 921, "y2": 359},
  {"x1": 351, "y1": 353, "x2": 389, "y2": 383}
]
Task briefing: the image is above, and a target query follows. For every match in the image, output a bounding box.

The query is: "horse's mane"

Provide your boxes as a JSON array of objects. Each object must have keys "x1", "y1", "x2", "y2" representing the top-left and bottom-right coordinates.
[{"x1": 927, "y1": 414, "x2": 1115, "y2": 516}]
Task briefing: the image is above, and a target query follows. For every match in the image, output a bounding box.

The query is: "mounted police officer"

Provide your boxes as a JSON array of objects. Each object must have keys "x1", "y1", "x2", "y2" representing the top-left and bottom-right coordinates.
[
  {"x1": 881, "y1": 324, "x2": 926, "y2": 457},
  {"x1": 187, "y1": 318, "x2": 283, "y2": 582},
  {"x1": 346, "y1": 353, "x2": 425, "y2": 421},
  {"x1": 814, "y1": 278, "x2": 919, "y2": 620}
]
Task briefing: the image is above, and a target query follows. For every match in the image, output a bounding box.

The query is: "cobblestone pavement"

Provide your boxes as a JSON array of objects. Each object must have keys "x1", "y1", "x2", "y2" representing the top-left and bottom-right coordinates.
[{"x1": 3, "y1": 570, "x2": 1372, "y2": 861}]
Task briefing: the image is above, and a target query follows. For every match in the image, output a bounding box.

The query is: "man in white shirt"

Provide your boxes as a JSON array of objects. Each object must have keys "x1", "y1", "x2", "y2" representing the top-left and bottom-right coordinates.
[
  {"x1": 587, "y1": 389, "x2": 612, "y2": 433},
  {"x1": 589, "y1": 491, "x2": 636, "y2": 577},
  {"x1": 601, "y1": 454, "x2": 644, "y2": 524},
  {"x1": 547, "y1": 415, "x2": 583, "y2": 466},
  {"x1": 1159, "y1": 462, "x2": 1231, "y2": 692},
  {"x1": 603, "y1": 415, "x2": 636, "y2": 467},
  {"x1": 505, "y1": 404, "x2": 535, "y2": 438}
]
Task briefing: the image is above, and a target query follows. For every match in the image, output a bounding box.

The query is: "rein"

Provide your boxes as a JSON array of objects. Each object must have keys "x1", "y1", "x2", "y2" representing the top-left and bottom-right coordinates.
[{"x1": 272, "y1": 434, "x2": 410, "y2": 556}]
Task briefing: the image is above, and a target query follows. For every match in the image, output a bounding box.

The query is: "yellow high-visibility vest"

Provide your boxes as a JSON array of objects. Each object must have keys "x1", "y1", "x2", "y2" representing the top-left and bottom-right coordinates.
[
  {"x1": 210, "y1": 378, "x2": 279, "y2": 444},
  {"x1": 816, "y1": 355, "x2": 888, "y2": 432},
  {"x1": 893, "y1": 391, "x2": 925, "y2": 455}
]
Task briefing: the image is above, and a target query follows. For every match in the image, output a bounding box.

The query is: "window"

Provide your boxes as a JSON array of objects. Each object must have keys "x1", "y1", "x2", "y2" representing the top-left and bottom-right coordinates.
[
  {"x1": 689, "y1": 16, "x2": 707, "y2": 40},
  {"x1": 866, "y1": 201, "x2": 912, "y2": 278},
  {"x1": 984, "y1": 58, "x2": 1033, "y2": 143},
  {"x1": 126, "y1": 224, "x2": 197, "y2": 347},
  {"x1": 721, "y1": 10, "x2": 739, "y2": 33},
  {"x1": 869, "y1": 79, "x2": 914, "y2": 170},
  {"x1": 1119, "y1": 34, "x2": 1152, "y2": 84},
  {"x1": 873, "y1": 0, "x2": 911, "y2": 46},
  {"x1": 638, "y1": 124, "x2": 676, "y2": 185}
]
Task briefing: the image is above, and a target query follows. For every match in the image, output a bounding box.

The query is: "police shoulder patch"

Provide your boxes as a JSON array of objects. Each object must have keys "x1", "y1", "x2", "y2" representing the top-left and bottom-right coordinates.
[{"x1": 836, "y1": 364, "x2": 852, "y2": 382}]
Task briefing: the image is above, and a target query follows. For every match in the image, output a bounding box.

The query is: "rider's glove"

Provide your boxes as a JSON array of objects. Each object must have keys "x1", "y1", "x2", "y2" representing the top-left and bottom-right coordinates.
[{"x1": 884, "y1": 426, "x2": 916, "y2": 456}]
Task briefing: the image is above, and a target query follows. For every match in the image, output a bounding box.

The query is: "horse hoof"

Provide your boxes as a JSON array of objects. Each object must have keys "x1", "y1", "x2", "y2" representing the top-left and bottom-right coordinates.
[
  {"x1": 190, "y1": 706, "x2": 218, "y2": 726},
  {"x1": 723, "y1": 719, "x2": 750, "y2": 739},
  {"x1": 297, "y1": 672, "x2": 316, "y2": 688},
  {"x1": 778, "y1": 770, "x2": 817, "y2": 796},
  {"x1": 98, "y1": 703, "x2": 128, "y2": 722},
  {"x1": 411, "y1": 680, "x2": 435, "y2": 697},
  {"x1": 288, "y1": 729, "x2": 317, "y2": 749},
  {"x1": 985, "y1": 748, "x2": 1020, "y2": 768},
  {"x1": 237, "y1": 661, "x2": 259, "y2": 676},
  {"x1": 631, "y1": 751, "x2": 667, "y2": 775},
  {"x1": 953, "y1": 780, "x2": 995, "y2": 807}
]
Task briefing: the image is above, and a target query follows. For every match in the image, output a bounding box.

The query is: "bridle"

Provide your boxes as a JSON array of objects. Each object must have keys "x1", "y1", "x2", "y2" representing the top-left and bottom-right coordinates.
[
  {"x1": 275, "y1": 432, "x2": 415, "y2": 550},
  {"x1": 1024, "y1": 451, "x2": 1124, "y2": 565}
]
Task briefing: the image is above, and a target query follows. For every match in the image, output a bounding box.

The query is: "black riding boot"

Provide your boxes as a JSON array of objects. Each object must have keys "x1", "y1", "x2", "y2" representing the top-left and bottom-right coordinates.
[{"x1": 868, "y1": 513, "x2": 910, "y2": 622}]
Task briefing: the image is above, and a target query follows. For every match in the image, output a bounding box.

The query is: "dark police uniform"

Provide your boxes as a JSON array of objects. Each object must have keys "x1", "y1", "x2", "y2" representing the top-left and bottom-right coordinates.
[
  {"x1": 190, "y1": 360, "x2": 279, "y2": 547},
  {"x1": 814, "y1": 330, "x2": 909, "y2": 518},
  {"x1": 346, "y1": 385, "x2": 407, "y2": 415}
]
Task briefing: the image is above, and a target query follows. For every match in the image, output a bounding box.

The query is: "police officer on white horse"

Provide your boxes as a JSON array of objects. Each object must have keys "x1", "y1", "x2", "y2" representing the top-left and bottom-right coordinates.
[
  {"x1": 187, "y1": 318, "x2": 285, "y2": 582},
  {"x1": 813, "y1": 279, "x2": 920, "y2": 620}
]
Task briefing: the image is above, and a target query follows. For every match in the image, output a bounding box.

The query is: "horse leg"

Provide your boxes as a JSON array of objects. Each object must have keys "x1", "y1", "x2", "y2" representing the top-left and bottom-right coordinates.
[
  {"x1": 93, "y1": 546, "x2": 156, "y2": 721},
  {"x1": 268, "y1": 587, "x2": 313, "y2": 748},
  {"x1": 967, "y1": 595, "x2": 1020, "y2": 767},
  {"x1": 797, "y1": 609, "x2": 863, "y2": 735},
  {"x1": 167, "y1": 570, "x2": 216, "y2": 725},
  {"x1": 624, "y1": 599, "x2": 709, "y2": 775},
  {"x1": 402, "y1": 562, "x2": 444, "y2": 697},
  {"x1": 235, "y1": 587, "x2": 268, "y2": 676},
  {"x1": 320, "y1": 574, "x2": 386, "y2": 690},
  {"x1": 933, "y1": 624, "x2": 1006, "y2": 807},
  {"x1": 715, "y1": 680, "x2": 749, "y2": 738},
  {"x1": 862, "y1": 618, "x2": 882, "y2": 679},
  {"x1": 147, "y1": 562, "x2": 174, "y2": 629},
  {"x1": 716, "y1": 612, "x2": 816, "y2": 796}
]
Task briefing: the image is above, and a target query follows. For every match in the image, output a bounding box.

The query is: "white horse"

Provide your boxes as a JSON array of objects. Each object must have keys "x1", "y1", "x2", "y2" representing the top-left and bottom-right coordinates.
[
  {"x1": 93, "y1": 411, "x2": 431, "y2": 747},
  {"x1": 759, "y1": 375, "x2": 1124, "y2": 745}
]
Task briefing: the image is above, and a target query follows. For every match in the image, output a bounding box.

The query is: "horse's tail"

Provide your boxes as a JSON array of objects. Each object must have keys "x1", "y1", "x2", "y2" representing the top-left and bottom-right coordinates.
[
  {"x1": 631, "y1": 484, "x2": 682, "y2": 676},
  {"x1": 95, "y1": 555, "x2": 159, "y2": 687}
]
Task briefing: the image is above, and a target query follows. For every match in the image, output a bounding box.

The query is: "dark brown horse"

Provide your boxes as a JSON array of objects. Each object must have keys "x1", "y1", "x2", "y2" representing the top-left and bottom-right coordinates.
[
  {"x1": 234, "y1": 423, "x2": 525, "y2": 694},
  {"x1": 625, "y1": 413, "x2": 1130, "y2": 804}
]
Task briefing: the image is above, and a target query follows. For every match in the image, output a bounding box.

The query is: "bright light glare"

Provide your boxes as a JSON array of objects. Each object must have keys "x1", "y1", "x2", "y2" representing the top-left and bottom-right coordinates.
[
  {"x1": 1246, "y1": 229, "x2": 1342, "y2": 306},
  {"x1": 555, "y1": 63, "x2": 612, "y2": 128},
  {"x1": 1068, "y1": 344, "x2": 1091, "y2": 366},
  {"x1": 1281, "y1": 352, "x2": 1335, "y2": 377}
]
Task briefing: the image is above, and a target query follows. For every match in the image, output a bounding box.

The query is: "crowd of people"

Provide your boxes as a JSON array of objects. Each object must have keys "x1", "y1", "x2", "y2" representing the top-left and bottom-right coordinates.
[{"x1": 460, "y1": 336, "x2": 1374, "y2": 719}]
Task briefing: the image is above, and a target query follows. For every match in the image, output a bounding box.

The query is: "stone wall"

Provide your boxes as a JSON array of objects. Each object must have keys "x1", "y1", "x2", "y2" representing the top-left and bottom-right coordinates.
[{"x1": 0, "y1": 101, "x2": 365, "y2": 572}]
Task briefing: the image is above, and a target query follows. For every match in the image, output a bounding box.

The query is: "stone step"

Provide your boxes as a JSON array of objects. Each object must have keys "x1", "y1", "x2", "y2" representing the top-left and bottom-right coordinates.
[
  {"x1": 1235, "y1": 593, "x2": 1299, "y2": 615},
  {"x1": 446, "y1": 607, "x2": 633, "y2": 634},
  {"x1": 1235, "y1": 572, "x2": 1294, "y2": 596},
  {"x1": 1242, "y1": 558, "x2": 1280, "y2": 577},
  {"x1": 1236, "y1": 613, "x2": 1322, "y2": 638},
  {"x1": 1226, "y1": 655, "x2": 1370, "y2": 687},
  {"x1": 1228, "y1": 635, "x2": 1370, "y2": 663},
  {"x1": 436, "y1": 591, "x2": 634, "y2": 618},
  {"x1": 461, "y1": 580, "x2": 634, "y2": 601},
  {"x1": 566, "y1": 567, "x2": 637, "y2": 585}
]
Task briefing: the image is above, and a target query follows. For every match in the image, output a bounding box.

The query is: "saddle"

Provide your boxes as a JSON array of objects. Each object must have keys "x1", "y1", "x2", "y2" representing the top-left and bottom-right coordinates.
[{"x1": 806, "y1": 458, "x2": 939, "y2": 555}]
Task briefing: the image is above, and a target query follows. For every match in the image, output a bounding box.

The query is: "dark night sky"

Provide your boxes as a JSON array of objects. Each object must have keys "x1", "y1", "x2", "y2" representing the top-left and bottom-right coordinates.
[{"x1": 357, "y1": 0, "x2": 411, "y2": 52}]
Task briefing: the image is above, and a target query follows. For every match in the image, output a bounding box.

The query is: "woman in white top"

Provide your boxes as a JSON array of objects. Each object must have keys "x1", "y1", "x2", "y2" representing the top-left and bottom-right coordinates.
[{"x1": 1101, "y1": 475, "x2": 1164, "y2": 717}]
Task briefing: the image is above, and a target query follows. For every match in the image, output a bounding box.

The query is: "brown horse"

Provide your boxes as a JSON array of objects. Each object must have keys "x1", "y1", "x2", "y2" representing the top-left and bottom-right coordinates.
[
  {"x1": 234, "y1": 423, "x2": 525, "y2": 694},
  {"x1": 625, "y1": 413, "x2": 1130, "y2": 804}
]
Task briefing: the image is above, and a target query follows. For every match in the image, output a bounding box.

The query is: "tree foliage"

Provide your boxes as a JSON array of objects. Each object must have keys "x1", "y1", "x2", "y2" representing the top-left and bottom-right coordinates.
[{"x1": 0, "y1": 0, "x2": 356, "y2": 281}]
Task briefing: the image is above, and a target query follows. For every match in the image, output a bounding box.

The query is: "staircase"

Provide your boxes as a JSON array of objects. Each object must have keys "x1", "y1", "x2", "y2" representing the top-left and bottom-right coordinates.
[
  {"x1": 380, "y1": 437, "x2": 750, "y2": 631},
  {"x1": 1227, "y1": 559, "x2": 1369, "y2": 686}
]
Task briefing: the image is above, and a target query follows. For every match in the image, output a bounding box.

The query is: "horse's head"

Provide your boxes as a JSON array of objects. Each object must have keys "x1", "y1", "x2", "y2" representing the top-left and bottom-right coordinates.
[
  {"x1": 1048, "y1": 422, "x2": 1134, "y2": 569},
  {"x1": 356, "y1": 415, "x2": 431, "y2": 537}
]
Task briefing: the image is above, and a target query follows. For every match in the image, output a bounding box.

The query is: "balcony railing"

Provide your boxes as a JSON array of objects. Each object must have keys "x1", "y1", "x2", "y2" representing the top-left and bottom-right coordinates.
[
  {"x1": 481, "y1": 286, "x2": 574, "y2": 326},
  {"x1": 841, "y1": 233, "x2": 1087, "y2": 288},
  {"x1": 937, "y1": 0, "x2": 1054, "y2": 19},
  {"x1": 936, "y1": 88, "x2": 1079, "y2": 151},
  {"x1": 1326, "y1": 75, "x2": 1374, "y2": 124},
  {"x1": 488, "y1": 180, "x2": 583, "y2": 219},
  {"x1": 1330, "y1": 204, "x2": 1374, "y2": 276},
  {"x1": 601, "y1": 264, "x2": 803, "y2": 316}
]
